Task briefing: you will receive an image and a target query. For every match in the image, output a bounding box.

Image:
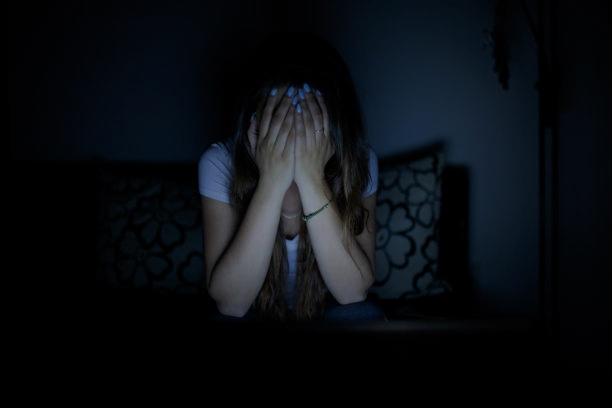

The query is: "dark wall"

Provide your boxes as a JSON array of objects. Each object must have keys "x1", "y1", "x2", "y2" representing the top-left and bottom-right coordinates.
[{"x1": 8, "y1": 0, "x2": 329, "y2": 163}]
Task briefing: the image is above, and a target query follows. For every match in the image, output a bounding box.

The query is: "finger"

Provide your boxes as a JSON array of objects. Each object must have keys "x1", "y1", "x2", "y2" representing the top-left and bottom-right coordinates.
[
  {"x1": 296, "y1": 88, "x2": 314, "y2": 151},
  {"x1": 266, "y1": 86, "x2": 295, "y2": 146},
  {"x1": 259, "y1": 85, "x2": 289, "y2": 142},
  {"x1": 294, "y1": 102, "x2": 305, "y2": 152},
  {"x1": 284, "y1": 125, "x2": 296, "y2": 158},
  {"x1": 247, "y1": 113, "x2": 258, "y2": 154},
  {"x1": 276, "y1": 102, "x2": 296, "y2": 151},
  {"x1": 303, "y1": 87, "x2": 324, "y2": 134}
]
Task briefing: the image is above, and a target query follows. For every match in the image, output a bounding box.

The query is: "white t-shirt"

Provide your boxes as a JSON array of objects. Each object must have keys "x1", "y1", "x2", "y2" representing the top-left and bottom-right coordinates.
[{"x1": 198, "y1": 142, "x2": 378, "y2": 308}]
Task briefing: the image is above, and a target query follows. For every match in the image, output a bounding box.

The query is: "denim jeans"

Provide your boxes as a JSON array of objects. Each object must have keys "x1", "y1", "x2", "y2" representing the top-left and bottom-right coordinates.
[
  {"x1": 212, "y1": 298, "x2": 387, "y2": 323},
  {"x1": 320, "y1": 299, "x2": 388, "y2": 322}
]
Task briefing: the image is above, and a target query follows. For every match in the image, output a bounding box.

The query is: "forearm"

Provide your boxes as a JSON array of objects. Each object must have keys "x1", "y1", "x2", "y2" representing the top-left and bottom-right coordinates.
[
  {"x1": 299, "y1": 181, "x2": 375, "y2": 303},
  {"x1": 208, "y1": 181, "x2": 284, "y2": 316}
]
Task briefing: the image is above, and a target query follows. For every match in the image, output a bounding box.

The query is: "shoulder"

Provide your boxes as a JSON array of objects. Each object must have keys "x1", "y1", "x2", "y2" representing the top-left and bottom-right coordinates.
[
  {"x1": 200, "y1": 141, "x2": 232, "y2": 165},
  {"x1": 198, "y1": 141, "x2": 233, "y2": 202},
  {"x1": 198, "y1": 141, "x2": 233, "y2": 175}
]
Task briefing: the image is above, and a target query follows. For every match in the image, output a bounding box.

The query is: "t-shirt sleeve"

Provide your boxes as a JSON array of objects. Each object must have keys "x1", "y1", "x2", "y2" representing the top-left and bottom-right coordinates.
[
  {"x1": 198, "y1": 142, "x2": 232, "y2": 203},
  {"x1": 363, "y1": 146, "x2": 379, "y2": 197}
]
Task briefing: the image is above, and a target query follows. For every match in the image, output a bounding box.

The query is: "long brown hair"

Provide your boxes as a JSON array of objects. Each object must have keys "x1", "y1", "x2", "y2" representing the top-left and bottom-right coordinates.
[{"x1": 227, "y1": 32, "x2": 372, "y2": 321}]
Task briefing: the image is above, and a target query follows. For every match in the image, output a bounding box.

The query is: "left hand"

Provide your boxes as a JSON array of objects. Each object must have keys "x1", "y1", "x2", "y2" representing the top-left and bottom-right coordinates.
[{"x1": 293, "y1": 87, "x2": 335, "y2": 187}]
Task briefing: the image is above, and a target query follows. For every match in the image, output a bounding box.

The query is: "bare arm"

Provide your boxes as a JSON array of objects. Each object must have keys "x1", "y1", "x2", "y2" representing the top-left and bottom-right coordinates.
[
  {"x1": 202, "y1": 86, "x2": 296, "y2": 317},
  {"x1": 298, "y1": 184, "x2": 376, "y2": 304},
  {"x1": 293, "y1": 87, "x2": 376, "y2": 303},
  {"x1": 201, "y1": 183, "x2": 284, "y2": 317}
]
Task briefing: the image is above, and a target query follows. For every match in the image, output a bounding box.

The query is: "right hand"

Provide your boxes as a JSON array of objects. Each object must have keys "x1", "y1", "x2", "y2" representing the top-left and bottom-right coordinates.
[{"x1": 248, "y1": 85, "x2": 296, "y2": 192}]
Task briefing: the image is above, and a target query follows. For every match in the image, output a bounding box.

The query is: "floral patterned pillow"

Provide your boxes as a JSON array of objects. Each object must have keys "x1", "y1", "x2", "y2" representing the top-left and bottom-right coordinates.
[
  {"x1": 371, "y1": 150, "x2": 452, "y2": 300},
  {"x1": 96, "y1": 164, "x2": 205, "y2": 295}
]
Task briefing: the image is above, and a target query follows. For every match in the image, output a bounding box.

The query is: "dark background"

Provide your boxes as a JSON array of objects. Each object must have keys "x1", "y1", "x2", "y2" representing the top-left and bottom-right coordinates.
[{"x1": 8, "y1": 0, "x2": 611, "y2": 369}]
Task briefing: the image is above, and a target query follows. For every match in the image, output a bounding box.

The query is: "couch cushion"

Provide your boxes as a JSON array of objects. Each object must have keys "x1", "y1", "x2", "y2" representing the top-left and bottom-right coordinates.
[
  {"x1": 96, "y1": 163, "x2": 205, "y2": 295},
  {"x1": 370, "y1": 147, "x2": 453, "y2": 301}
]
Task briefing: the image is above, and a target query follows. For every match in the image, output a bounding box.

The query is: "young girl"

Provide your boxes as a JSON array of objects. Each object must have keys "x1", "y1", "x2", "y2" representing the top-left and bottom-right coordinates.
[{"x1": 198, "y1": 33, "x2": 386, "y2": 323}]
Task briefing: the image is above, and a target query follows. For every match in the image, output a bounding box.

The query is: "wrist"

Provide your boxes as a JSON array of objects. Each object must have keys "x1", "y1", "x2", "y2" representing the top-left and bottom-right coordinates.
[
  {"x1": 294, "y1": 169, "x2": 325, "y2": 192},
  {"x1": 257, "y1": 178, "x2": 291, "y2": 202},
  {"x1": 296, "y1": 181, "x2": 332, "y2": 215},
  {"x1": 302, "y1": 199, "x2": 332, "y2": 222}
]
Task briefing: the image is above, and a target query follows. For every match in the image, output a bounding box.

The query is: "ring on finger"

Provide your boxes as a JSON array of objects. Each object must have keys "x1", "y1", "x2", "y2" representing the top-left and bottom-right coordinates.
[{"x1": 313, "y1": 127, "x2": 325, "y2": 136}]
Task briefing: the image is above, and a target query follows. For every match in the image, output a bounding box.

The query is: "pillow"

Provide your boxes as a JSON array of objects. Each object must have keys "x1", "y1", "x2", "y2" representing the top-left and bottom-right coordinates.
[
  {"x1": 371, "y1": 148, "x2": 452, "y2": 300},
  {"x1": 95, "y1": 164, "x2": 205, "y2": 295}
]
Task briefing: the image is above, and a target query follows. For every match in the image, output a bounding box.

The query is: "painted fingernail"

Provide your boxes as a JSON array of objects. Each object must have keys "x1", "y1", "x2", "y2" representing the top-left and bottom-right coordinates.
[
  {"x1": 292, "y1": 95, "x2": 298, "y2": 106},
  {"x1": 303, "y1": 83, "x2": 311, "y2": 93},
  {"x1": 316, "y1": 89, "x2": 322, "y2": 96},
  {"x1": 298, "y1": 88, "x2": 305, "y2": 100},
  {"x1": 286, "y1": 86, "x2": 295, "y2": 96},
  {"x1": 250, "y1": 112, "x2": 256, "y2": 122},
  {"x1": 270, "y1": 87, "x2": 278, "y2": 96},
  {"x1": 296, "y1": 103, "x2": 302, "y2": 113}
]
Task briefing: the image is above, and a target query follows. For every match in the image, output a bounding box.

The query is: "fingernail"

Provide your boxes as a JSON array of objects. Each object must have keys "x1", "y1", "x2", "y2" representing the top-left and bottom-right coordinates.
[
  {"x1": 303, "y1": 83, "x2": 311, "y2": 93},
  {"x1": 296, "y1": 103, "x2": 302, "y2": 113},
  {"x1": 316, "y1": 89, "x2": 322, "y2": 96},
  {"x1": 270, "y1": 87, "x2": 278, "y2": 96},
  {"x1": 250, "y1": 112, "x2": 256, "y2": 122},
  {"x1": 298, "y1": 88, "x2": 305, "y2": 100},
  {"x1": 286, "y1": 86, "x2": 295, "y2": 96},
  {"x1": 292, "y1": 95, "x2": 298, "y2": 105}
]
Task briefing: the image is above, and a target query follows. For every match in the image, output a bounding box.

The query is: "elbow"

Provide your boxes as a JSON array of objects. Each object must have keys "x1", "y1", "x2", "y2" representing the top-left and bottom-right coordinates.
[
  {"x1": 332, "y1": 273, "x2": 374, "y2": 305},
  {"x1": 210, "y1": 288, "x2": 253, "y2": 318},
  {"x1": 334, "y1": 289, "x2": 368, "y2": 305},
  {"x1": 215, "y1": 301, "x2": 252, "y2": 318}
]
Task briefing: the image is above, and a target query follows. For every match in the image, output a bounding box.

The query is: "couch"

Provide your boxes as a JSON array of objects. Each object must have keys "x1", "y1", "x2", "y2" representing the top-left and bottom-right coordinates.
[
  {"x1": 91, "y1": 143, "x2": 473, "y2": 318},
  {"x1": 10, "y1": 145, "x2": 544, "y2": 367}
]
